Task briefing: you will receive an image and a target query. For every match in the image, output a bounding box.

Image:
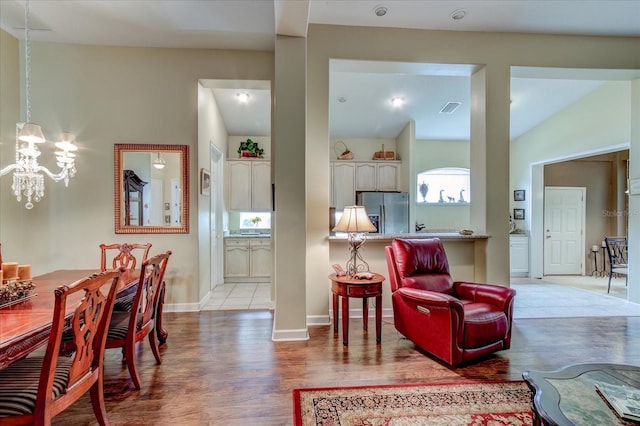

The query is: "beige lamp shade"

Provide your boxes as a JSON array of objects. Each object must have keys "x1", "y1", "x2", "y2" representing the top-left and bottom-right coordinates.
[{"x1": 332, "y1": 206, "x2": 377, "y2": 233}]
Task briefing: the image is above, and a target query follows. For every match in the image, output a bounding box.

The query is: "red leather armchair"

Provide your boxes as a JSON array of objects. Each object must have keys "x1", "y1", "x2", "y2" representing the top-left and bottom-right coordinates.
[{"x1": 386, "y1": 238, "x2": 516, "y2": 366}]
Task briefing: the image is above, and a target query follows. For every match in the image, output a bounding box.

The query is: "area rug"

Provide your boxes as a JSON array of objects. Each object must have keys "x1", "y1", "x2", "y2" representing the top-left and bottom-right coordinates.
[{"x1": 293, "y1": 381, "x2": 532, "y2": 426}]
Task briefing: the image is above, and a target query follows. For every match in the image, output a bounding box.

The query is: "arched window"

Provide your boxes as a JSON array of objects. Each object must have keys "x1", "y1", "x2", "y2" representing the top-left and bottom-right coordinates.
[{"x1": 416, "y1": 167, "x2": 470, "y2": 204}]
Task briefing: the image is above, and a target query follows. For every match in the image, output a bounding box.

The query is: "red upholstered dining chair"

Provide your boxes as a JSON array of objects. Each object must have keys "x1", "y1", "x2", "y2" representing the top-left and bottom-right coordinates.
[
  {"x1": 0, "y1": 270, "x2": 123, "y2": 425},
  {"x1": 385, "y1": 238, "x2": 516, "y2": 366},
  {"x1": 104, "y1": 251, "x2": 171, "y2": 390}
]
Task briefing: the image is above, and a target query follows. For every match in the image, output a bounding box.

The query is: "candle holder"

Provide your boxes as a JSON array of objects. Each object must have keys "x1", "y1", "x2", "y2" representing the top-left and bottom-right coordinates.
[{"x1": 591, "y1": 246, "x2": 599, "y2": 277}]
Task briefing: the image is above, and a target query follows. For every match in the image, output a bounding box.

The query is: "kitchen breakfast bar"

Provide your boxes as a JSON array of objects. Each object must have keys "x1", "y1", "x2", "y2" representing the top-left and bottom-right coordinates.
[
  {"x1": 329, "y1": 231, "x2": 489, "y2": 281},
  {"x1": 328, "y1": 232, "x2": 490, "y2": 318}
]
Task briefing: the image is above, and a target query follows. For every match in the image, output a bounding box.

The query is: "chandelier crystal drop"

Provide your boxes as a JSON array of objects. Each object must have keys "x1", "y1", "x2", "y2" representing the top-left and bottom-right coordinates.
[{"x1": 0, "y1": 0, "x2": 77, "y2": 209}]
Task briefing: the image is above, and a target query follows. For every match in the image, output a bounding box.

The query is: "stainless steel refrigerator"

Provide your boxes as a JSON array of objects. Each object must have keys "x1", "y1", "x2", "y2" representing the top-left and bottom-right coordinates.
[{"x1": 356, "y1": 191, "x2": 409, "y2": 234}]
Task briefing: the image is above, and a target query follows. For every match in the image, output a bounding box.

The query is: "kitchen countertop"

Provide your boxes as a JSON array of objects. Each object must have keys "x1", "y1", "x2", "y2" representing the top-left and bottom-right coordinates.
[
  {"x1": 328, "y1": 232, "x2": 489, "y2": 242},
  {"x1": 224, "y1": 232, "x2": 487, "y2": 240}
]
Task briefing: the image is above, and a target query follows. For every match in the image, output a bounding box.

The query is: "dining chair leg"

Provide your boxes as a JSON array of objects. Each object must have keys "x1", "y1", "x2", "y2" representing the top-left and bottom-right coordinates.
[
  {"x1": 125, "y1": 342, "x2": 142, "y2": 390},
  {"x1": 608, "y1": 271, "x2": 613, "y2": 293},
  {"x1": 149, "y1": 326, "x2": 162, "y2": 364},
  {"x1": 90, "y1": 377, "x2": 109, "y2": 426}
]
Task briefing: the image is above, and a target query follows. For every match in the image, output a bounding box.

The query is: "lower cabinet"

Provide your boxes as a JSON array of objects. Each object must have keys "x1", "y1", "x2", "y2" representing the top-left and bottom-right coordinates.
[
  {"x1": 224, "y1": 237, "x2": 271, "y2": 281},
  {"x1": 510, "y1": 235, "x2": 529, "y2": 277}
]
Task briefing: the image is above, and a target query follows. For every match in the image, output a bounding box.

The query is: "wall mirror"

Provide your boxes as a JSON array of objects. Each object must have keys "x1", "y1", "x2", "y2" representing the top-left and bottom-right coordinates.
[{"x1": 114, "y1": 144, "x2": 189, "y2": 234}]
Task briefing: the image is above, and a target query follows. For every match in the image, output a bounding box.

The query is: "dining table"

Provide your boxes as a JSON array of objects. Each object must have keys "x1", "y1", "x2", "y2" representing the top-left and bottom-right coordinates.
[{"x1": 0, "y1": 269, "x2": 144, "y2": 369}]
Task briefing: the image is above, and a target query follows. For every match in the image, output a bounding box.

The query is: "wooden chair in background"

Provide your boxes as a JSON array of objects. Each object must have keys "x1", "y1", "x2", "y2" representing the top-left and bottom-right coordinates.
[
  {"x1": 605, "y1": 236, "x2": 628, "y2": 293},
  {"x1": 100, "y1": 243, "x2": 151, "y2": 312},
  {"x1": 104, "y1": 251, "x2": 171, "y2": 390},
  {"x1": 100, "y1": 242, "x2": 152, "y2": 272},
  {"x1": 0, "y1": 270, "x2": 122, "y2": 425}
]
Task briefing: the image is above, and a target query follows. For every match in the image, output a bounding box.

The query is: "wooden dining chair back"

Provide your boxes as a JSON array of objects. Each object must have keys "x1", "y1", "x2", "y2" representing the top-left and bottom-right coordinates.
[
  {"x1": 99, "y1": 243, "x2": 152, "y2": 272},
  {"x1": 105, "y1": 250, "x2": 171, "y2": 390},
  {"x1": 605, "y1": 236, "x2": 628, "y2": 293},
  {"x1": 0, "y1": 270, "x2": 122, "y2": 426}
]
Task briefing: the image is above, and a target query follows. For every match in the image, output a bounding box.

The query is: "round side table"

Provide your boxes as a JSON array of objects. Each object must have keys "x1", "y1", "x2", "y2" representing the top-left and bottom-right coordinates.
[{"x1": 328, "y1": 273, "x2": 385, "y2": 346}]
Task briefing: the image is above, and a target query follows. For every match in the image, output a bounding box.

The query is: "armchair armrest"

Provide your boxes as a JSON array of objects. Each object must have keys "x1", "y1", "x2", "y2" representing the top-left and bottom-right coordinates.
[
  {"x1": 454, "y1": 281, "x2": 516, "y2": 311},
  {"x1": 396, "y1": 287, "x2": 464, "y2": 311}
]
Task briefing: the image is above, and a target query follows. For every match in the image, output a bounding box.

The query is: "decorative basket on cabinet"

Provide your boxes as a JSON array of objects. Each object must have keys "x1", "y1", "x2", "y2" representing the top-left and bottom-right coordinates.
[{"x1": 334, "y1": 141, "x2": 353, "y2": 160}]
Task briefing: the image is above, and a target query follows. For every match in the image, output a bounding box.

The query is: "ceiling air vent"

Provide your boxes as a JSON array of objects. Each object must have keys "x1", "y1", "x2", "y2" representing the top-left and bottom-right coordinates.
[{"x1": 440, "y1": 102, "x2": 461, "y2": 114}]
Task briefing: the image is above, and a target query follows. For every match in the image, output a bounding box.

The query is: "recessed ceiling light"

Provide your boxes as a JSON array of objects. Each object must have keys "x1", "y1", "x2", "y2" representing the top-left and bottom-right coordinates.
[
  {"x1": 237, "y1": 92, "x2": 250, "y2": 103},
  {"x1": 450, "y1": 9, "x2": 467, "y2": 21},
  {"x1": 391, "y1": 97, "x2": 404, "y2": 107},
  {"x1": 373, "y1": 5, "x2": 388, "y2": 17}
]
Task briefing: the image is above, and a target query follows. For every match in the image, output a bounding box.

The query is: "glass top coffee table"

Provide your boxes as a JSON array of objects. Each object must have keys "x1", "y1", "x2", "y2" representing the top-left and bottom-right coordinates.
[{"x1": 523, "y1": 363, "x2": 640, "y2": 425}]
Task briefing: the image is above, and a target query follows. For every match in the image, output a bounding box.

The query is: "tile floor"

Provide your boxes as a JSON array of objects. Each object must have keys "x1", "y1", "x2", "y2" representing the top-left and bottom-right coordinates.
[
  {"x1": 202, "y1": 282, "x2": 273, "y2": 310},
  {"x1": 201, "y1": 275, "x2": 640, "y2": 318},
  {"x1": 512, "y1": 275, "x2": 640, "y2": 319}
]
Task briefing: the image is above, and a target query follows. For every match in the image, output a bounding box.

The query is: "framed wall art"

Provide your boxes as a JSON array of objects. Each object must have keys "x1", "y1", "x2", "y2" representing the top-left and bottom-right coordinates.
[
  {"x1": 514, "y1": 189, "x2": 525, "y2": 201},
  {"x1": 200, "y1": 168, "x2": 210, "y2": 196},
  {"x1": 513, "y1": 208, "x2": 525, "y2": 220}
]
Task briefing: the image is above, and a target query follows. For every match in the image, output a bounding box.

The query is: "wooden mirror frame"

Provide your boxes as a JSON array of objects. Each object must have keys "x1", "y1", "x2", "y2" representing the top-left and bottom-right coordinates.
[{"x1": 114, "y1": 143, "x2": 189, "y2": 234}]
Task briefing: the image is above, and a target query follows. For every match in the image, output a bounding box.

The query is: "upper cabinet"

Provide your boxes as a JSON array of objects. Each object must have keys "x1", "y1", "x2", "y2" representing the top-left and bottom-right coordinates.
[
  {"x1": 355, "y1": 161, "x2": 401, "y2": 191},
  {"x1": 330, "y1": 160, "x2": 402, "y2": 211},
  {"x1": 331, "y1": 162, "x2": 356, "y2": 211},
  {"x1": 227, "y1": 160, "x2": 271, "y2": 212}
]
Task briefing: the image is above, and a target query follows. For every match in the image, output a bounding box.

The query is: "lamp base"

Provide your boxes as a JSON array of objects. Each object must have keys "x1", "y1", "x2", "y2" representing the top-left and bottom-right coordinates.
[{"x1": 345, "y1": 233, "x2": 371, "y2": 278}]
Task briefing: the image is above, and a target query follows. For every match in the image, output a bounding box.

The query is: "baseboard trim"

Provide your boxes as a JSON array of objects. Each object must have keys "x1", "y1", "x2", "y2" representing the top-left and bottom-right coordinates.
[
  {"x1": 164, "y1": 303, "x2": 200, "y2": 312},
  {"x1": 307, "y1": 315, "x2": 330, "y2": 326},
  {"x1": 272, "y1": 327, "x2": 309, "y2": 341}
]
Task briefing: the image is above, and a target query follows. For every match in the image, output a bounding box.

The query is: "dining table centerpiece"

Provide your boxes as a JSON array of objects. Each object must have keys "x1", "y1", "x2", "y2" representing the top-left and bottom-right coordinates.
[{"x1": 0, "y1": 280, "x2": 36, "y2": 308}]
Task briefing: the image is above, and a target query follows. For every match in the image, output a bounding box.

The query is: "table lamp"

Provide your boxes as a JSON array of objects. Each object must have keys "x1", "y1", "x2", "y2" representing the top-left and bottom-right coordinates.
[{"x1": 332, "y1": 205, "x2": 377, "y2": 277}]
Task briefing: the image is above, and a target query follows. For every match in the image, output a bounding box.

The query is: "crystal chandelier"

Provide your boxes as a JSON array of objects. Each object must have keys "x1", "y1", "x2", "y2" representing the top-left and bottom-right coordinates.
[{"x1": 0, "y1": 0, "x2": 77, "y2": 209}]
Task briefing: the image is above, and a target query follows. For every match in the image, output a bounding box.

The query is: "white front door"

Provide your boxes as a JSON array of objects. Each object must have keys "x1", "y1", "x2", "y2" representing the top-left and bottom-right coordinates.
[{"x1": 544, "y1": 186, "x2": 585, "y2": 275}]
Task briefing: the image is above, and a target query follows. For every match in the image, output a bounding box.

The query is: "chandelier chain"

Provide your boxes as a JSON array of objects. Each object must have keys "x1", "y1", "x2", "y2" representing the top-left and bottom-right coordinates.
[{"x1": 24, "y1": 0, "x2": 32, "y2": 123}]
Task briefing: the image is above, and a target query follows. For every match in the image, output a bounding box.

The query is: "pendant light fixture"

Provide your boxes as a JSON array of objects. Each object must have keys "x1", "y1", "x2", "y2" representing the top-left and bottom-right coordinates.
[{"x1": 0, "y1": 0, "x2": 78, "y2": 209}]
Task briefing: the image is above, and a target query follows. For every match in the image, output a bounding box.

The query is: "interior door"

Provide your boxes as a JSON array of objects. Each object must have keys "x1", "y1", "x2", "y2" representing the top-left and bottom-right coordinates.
[{"x1": 544, "y1": 186, "x2": 585, "y2": 275}]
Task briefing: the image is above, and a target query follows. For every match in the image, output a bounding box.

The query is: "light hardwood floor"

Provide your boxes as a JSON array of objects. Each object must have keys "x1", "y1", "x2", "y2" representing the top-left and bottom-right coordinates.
[{"x1": 53, "y1": 300, "x2": 640, "y2": 425}]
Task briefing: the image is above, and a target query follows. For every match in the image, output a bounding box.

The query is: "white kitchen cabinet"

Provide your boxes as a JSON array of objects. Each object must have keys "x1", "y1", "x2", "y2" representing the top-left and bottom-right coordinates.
[
  {"x1": 355, "y1": 163, "x2": 376, "y2": 191},
  {"x1": 376, "y1": 162, "x2": 400, "y2": 191},
  {"x1": 249, "y1": 238, "x2": 272, "y2": 278},
  {"x1": 510, "y1": 235, "x2": 529, "y2": 277},
  {"x1": 331, "y1": 162, "x2": 356, "y2": 211},
  {"x1": 227, "y1": 160, "x2": 271, "y2": 212},
  {"x1": 224, "y1": 237, "x2": 271, "y2": 281},
  {"x1": 250, "y1": 162, "x2": 271, "y2": 211},
  {"x1": 224, "y1": 238, "x2": 250, "y2": 278},
  {"x1": 355, "y1": 161, "x2": 400, "y2": 191}
]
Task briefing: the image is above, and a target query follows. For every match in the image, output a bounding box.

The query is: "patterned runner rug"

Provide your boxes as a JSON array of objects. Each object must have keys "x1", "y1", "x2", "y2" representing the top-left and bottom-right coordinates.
[{"x1": 293, "y1": 381, "x2": 532, "y2": 426}]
